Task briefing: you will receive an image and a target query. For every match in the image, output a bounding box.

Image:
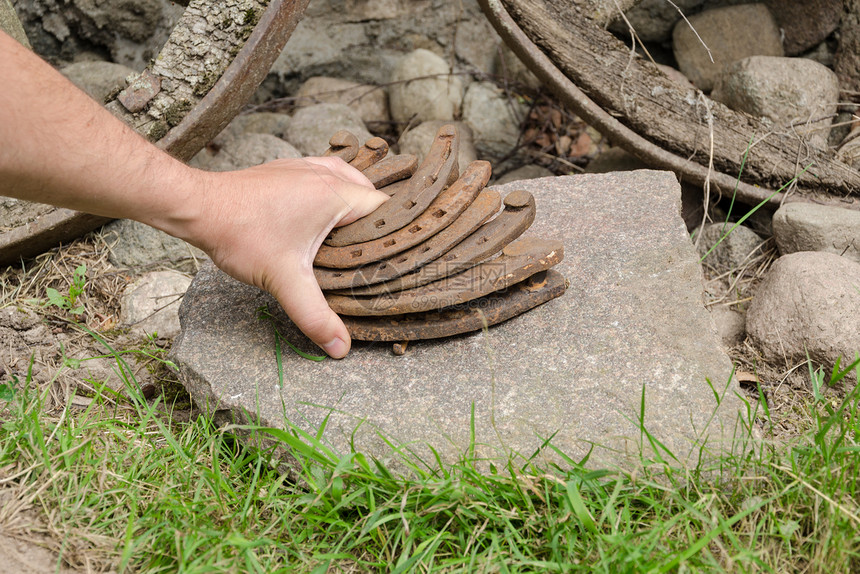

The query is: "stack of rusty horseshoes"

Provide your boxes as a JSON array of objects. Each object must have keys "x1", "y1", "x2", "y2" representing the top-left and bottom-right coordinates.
[{"x1": 314, "y1": 124, "x2": 568, "y2": 354}]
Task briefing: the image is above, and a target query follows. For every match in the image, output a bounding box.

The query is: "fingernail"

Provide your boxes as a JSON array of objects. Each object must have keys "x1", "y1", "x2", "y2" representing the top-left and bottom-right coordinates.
[{"x1": 323, "y1": 336, "x2": 348, "y2": 359}]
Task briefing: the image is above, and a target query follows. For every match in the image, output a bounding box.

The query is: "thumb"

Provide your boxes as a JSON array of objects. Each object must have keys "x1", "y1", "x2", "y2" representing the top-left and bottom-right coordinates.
[
  {"x1": 268, "y1": 261, "x2": 352, "y2": 359},
  {"x1": 333, "y1": 184, "x2": 389, "y2": 227}
]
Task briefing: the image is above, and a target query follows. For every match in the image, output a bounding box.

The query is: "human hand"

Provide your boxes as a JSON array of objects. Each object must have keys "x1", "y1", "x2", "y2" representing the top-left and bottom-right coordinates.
[{"x1": 181, "y1": 156, "x2": 388, "y2": 358}]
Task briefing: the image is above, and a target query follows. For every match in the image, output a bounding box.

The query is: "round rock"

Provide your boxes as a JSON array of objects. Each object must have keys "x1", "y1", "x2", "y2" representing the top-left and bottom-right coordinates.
[
  {"x1": 60, "y1": 61, "x2": 135, "y2": 103},
  {"x1": 295, "y1": 76, "x2": 390, "y2": 128},
  {"x1": 222, "y1": 112, "x2": 293, "y2": 141},
  {"x1": 695, "y1": 223, "x2": 765, "y2": 272},
  {"x1": 190, "y1": 133, "x2": 301, "y2": 172},
  {"x1": 388, "y1": 48, "x2": 463, "y2": 126},
  {"x1": 285, "y1": 103, "x2": 372, "y2": 157},
  {"x1": 121, "y1": 270, "x2": 193, "y2": 340},
  {"x1": 461, "y1": 81, "x2": 528, "y2": 160},
  {"x1": 672, "y1": 4, "x2": 783, "y2": 92},
  {"x1": 747, "y1": 252, "x2": 860, "y2": 376},
  {"x1": 711, "y1": 56, "x2": 839, "y2": 150},
  {"x1": 397, "y1": 120, "x2": 477, "y2": 168},
  {"x1": 772, "y1": 203, "x2": 860, "y2": 265},
  {"x1": 762, "y1": 0, "x2": 842, "y2": 56}
]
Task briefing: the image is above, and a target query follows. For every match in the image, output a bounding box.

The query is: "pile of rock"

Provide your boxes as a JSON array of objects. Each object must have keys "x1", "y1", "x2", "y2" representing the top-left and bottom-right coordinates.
[
  {"x1": 696, "y1": 203, "x2": 860, "y2": 379},
  {"x1": 745, "y1": 204, "x2": 860, "y2": 378},
  {"x1": 616, "y1": 1, "x2": 852, "y2": 158}
]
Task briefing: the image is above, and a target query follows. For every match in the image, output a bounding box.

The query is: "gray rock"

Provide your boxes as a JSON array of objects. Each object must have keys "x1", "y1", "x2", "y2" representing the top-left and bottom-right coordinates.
[
  {"x1": 461, "y1": 81, "x2": 527, "y2": 160},
  {"x1": 223, "y1": 112, "x2": 293, "y2": 141},
  {"x1": 265, "y1": 0, "x2": 497, "y2": 96},
  {"x1": 389, "y1": 49, "x2": 463, "y2": 126},
  {"x1": 102, "y1": 219, "x2": 205, "y2": 271},
  {"x1": 121, "y1": 270, "x2": 192, "y2": 340},
  {"x1": 397, "y1": 121, "x2": 478, "y2": 169},
  {"x1": 763, "y1": 0, "x2": 842, "y2": 56},
  {"x1": 673, "y1": 4, "x2": 783, "y2": 92},
  {"x1": 284, "y1": 103, "x2": 372, "y2": 157},
  {"x1": 708, "y1": 306, "x2": 746, "y2": 348},
  {"x1": 15, "y1": 0, "x2": 182, "y2": 70},
  {"x1": 747, "y1": 252, "x2": 860, "y2": 378},
  {"x1": 772, "y1": 203, "x2": 860, "y2": 264},
  {"x1": 173, "y1": 170, "x2": 744, "y2": 472},
  {"x1": 585, "y1": 148, "x2": 707, "y2": 231},
  {"x1": 609, "y1": 0, "x2": 707, "y2": 43},
  {"x1": 494, "y1": 164, "x2": 554, "y2": 186},
  {"x1": 711, "y1": 56, "x2": 839, "y2": 150},
  {"x1": 695, "y1": 223, "x2": 766, "y2": 272},
  {"x1": 295, "y1": 76, "x2": 390, "y2": 129},
  {"x1": 60, "y1": 60, "x2": 135, "y2": 103},
  {"x1": 190, "y1": 133, "x2": 301, "y2": 172}
]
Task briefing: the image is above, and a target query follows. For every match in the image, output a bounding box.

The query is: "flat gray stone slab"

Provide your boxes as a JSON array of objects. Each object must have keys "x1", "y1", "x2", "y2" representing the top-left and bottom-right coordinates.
[{"x1": 173, "y1": 170, "x2": 745, "y2": 471}]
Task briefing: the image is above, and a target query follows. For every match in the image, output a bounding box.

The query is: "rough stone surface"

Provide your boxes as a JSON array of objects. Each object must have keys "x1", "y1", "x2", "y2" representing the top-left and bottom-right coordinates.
[
  {"x1": 772, "y1": 203, "x2": 860, "y2": 264},
  {"x1": 584, "y1": 147, "x2": 704, "y2": 231},
  {"x1": 747, "y1": 252, "x2": 860, "y2": 375},
  {"x1": 264, "y1": 0, "x2": 498, "y2": 96},
  {"x1": 609, "y1": 0, "x2": 707, "y2": 43},
  {"x1": 397, "y1": 121, "x2": 478, "y2": 169},
  {"x1": 764, "y1": 0, "x2": 842, "y2": 56},
  {"x1": 173, "y1": 170, "x2": 745, "y2": 472},
  {"x1": 461, "y1": 81, "x2": 528, "y2": 160},
  {"x1": 388, "y1": 48, "x2": 463, "y2": 126},
  {"x1": 835, "y1": 0, "x2": 860, "y2": 95},
  {"x1": 190, "y1": 133, "x2": 302, "y2": 172},
  {"x1": 121, "y1": 270, "x2": 192, "y2": 340},
  {"x1": 101, "y1": 219, "x2": 205, "y2": 270},
  {"x1": 696, "y1": 223, "x2": 765, "y2": 273},
  {"x1": 15, "y1": 0, "x2": 183, "y2": 69},
  {"x1": 708, "y1": 306, "x2": 746, "y2": 348},
  {"x1": 222, "y1": 112, "x2": 293, "y2": 141},
  {"x1": 672, "y1": 4, "x2": 783, "y2": 92},
  {"x1": 711, "y1": 56, "x2": 839, "y2": 150},
  {"x1": 60, "y1": 60, "x2": 135, "y2": 103},
  {"x1": 295, "y1": 76, "x2": 390, "y2": 129},
  {"x1": 494, "y1": 164, "x2": 555, "y2": 185},
  {"x1": 284, "y1": 103, "x2": 372, "y2": 157}
]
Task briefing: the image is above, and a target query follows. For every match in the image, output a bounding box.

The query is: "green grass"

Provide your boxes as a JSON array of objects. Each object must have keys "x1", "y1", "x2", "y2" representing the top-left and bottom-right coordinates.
[{"x1": 1, "y1": 346, "x2": 859, "y2": 573}]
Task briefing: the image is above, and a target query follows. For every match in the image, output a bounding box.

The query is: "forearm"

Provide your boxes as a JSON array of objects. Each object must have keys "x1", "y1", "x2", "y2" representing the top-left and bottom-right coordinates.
[
  {"x1": 0, "y1": 30, "x2": 202, "y2": 234},
  {"x1": 0, "y1": 30, "x2": 389, "y2": 357}
]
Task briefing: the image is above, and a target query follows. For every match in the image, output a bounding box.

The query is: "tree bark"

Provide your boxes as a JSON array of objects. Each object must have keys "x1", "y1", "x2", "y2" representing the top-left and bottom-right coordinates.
[{"x1": 106, "y1": 0, "x2": 271, "y2": 146}]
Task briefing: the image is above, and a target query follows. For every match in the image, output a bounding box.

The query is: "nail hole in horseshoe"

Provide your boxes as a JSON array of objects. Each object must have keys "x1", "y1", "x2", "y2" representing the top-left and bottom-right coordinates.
[
  {"x1": 351, "y1": 249, "x2": 362, "y2": 258},
  {"x1": 374, "y1": 219, "x2": 385, "y2": 228},
  {"x1": 383, "y1": 239, "x2": 396, "y2": 247},
  {"x1": 408, "y1": 225, "x2": 422, "y2": 234},
  {"x1": 432, "y1": 209, "x2": 446, "y2": 218},
  {"x1": 404, "y1": 200, "x2": 417, "y2": 209}
]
